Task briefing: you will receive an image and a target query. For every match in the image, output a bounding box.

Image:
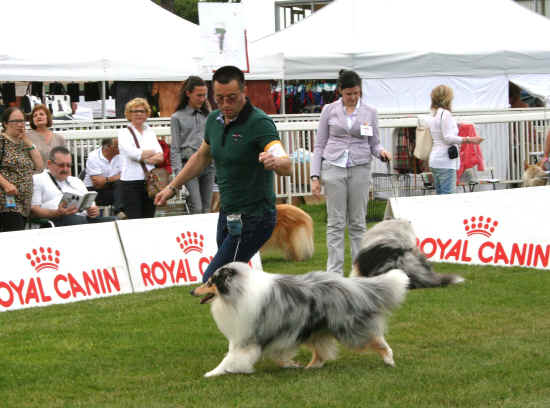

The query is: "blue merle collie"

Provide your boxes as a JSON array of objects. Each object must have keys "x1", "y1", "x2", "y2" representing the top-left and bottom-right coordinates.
[
  {"x1": 351, "y1": 219, "x2": 464, "y2": 289},
  {"x1": 191, "y1": 262, "x2": 409, "y2": 377}
]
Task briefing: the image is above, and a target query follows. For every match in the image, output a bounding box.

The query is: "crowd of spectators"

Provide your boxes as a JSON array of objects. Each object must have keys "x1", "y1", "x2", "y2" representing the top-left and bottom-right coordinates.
[{"x1": 0, "y1": 96, "x2": 179, "y2": 232}]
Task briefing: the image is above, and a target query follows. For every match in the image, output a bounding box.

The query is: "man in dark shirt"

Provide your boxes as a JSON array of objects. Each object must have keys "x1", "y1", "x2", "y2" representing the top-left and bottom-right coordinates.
[{"x1": 155, "y1": 66, "x2": 291, "y2": 282}]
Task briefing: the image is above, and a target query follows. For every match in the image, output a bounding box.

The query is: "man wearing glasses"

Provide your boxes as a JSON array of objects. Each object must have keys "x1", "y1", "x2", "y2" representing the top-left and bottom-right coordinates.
[
  {"x1": 155, "y1": 65, "x2": 291, "y2": 282},
  {"x1": 30, "y1": 146, "x2": 115, "y2": 226}
]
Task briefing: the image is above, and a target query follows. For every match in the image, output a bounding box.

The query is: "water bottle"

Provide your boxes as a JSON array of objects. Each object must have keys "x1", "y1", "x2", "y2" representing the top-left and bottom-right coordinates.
[{"x1": 5, "y1": 195, "x2": 16, "y2": 209}]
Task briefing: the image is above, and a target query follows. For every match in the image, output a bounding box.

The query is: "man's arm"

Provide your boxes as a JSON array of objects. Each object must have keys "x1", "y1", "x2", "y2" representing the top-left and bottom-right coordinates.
[
  {"x1": 154, "y1": 141, "x2": 212, "y2": 206},
  {"x1": 31, "y1": 204, "x2": 78, "y2": 219},
  {"x1": 87, "y1": 157, "x2": 110, "y2": 189},
  {"x1": 275, "y1": 156, "x2": 292, "y2": 176},
  {"x1": 91, "y1": 173, "x2": 120, "y2": 189},
  {"x1": 31, "y1": 205, "x2": 58, "y2": 219},
  {"x1": 259, "y1": 140, "x2": 291, "y2": 176}
]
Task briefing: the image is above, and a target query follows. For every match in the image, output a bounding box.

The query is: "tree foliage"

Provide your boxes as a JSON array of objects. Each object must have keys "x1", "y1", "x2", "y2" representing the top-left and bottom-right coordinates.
[{"x1": 152, "y1": 0, "x2": 240, "y2": 24}]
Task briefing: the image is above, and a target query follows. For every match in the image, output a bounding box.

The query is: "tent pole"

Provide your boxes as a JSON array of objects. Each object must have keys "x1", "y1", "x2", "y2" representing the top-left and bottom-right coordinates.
[
  {"x1": 101, "y1": 81, "x2": 106, "y2": 120},
  {"x1": 281, "y1": 79, "x2": 286, "y2": 116}
]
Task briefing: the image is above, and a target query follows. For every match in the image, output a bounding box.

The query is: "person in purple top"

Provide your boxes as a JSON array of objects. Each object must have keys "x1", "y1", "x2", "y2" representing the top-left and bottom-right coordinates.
[{"x1": 311, "y1": 69, "x2": 391, "y2": 276}]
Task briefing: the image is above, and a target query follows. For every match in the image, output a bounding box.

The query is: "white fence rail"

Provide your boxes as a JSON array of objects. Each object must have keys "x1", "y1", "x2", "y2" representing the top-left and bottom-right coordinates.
[{"x1": 58, "y1": 110, "x2": 549, "y2": 201}]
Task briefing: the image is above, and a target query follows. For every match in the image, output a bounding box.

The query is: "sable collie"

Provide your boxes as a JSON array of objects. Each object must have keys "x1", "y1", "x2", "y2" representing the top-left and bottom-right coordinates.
[
  {"x1": 191, "y1": 262, "x2": 409, "y2": 377},
  {"x1": 261, "y1": 204, "x2": 314, "y2": 261},
  {"x1": 351, "y1": 219, "x2": 464, "y2": 289},
  {"x1": 522, "y1": 161, "x2": 548, "y2": 187}
]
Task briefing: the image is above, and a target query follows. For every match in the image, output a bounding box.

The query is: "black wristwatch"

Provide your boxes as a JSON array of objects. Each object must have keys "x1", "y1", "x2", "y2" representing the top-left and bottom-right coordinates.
[{"x1": 310, "y1": 175, "x2": 320, "y2": 181}]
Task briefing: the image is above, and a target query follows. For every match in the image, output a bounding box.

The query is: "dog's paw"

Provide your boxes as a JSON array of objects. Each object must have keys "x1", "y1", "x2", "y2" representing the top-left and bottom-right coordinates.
[
  {"x1": 383, "y1": 349, "x2": 395, "y2": 367},
  {"x1": 305, "y1": 360, "x2": 325, "y2": 369},
  {"x1": 277, "y1": 359, "x2": 302, "y2": 368},
  {"x1": 204, "y1": 368, "x2": 225, "y2": 377}
]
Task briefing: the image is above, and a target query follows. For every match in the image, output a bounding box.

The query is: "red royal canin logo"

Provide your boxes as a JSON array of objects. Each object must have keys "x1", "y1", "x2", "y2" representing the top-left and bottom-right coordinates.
[
  {"x1": 176, "y1": 232, "x2": 204, "y2": 254},
  {"x1": 463, "y1": 216, "x2": 498, "y2": 238},
  {"x1": 26, "y1": 247, "x2": 61, "y2": 272}
]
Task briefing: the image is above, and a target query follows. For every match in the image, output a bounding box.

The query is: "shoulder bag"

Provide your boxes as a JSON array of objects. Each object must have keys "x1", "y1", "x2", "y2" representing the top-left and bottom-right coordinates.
[
  {"x1": 127, "y1": 127, "x2": 169, "y2": 200},
  {"x1": 413, "y1": 117, "x2": 433, "y2": 161}
]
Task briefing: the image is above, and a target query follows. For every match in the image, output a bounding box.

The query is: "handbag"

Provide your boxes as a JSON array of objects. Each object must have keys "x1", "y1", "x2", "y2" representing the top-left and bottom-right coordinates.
[
  {"x1": 127, "y1": 126, "x2": 169, "y2": 200},
  {"x1": 448, "y1": 144, "x2": 459, "y2": 159},
  {"x1": 439, "y1": 110, "x2": 459, "y2": 159},
  {"x1": 413, "y1": 117, "x2": 432, "y2": 161}
]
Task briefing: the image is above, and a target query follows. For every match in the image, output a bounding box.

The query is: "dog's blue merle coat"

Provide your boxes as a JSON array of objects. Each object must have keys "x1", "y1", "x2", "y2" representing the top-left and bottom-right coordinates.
[{"x1": 213, "y1": 266, "x2": 406, "y2": 351}]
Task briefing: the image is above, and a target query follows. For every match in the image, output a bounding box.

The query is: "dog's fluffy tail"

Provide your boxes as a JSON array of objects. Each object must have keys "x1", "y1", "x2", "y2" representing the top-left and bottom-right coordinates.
[
  {"x1": 262, "y1": 204, "x2": 314, "y2": 261},
  {"x1": 288, "y1": 222, "x2": 314, "y2": 261},
  {"x1": 435, "y1": 273, "x2": 465, "y2": 287},
  {"x1": 353, "y1": 245, "x2": 465, "y2": 289},
  {"x1": 373, "y1": 269, "x2": 409, "y2": 310},
  {"x1": 353, "y1": 269, "x2": 409, "y2": 313}
]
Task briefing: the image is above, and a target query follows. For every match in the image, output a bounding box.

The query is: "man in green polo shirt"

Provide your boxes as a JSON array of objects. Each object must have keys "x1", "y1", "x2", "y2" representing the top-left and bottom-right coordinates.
[{"x1": 155, "y1": 66, "x2": 291, "y2": 282}]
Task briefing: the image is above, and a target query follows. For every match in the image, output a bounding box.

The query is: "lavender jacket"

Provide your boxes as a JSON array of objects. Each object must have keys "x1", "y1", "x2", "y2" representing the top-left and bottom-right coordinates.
[{"x1": 311, "y1": 98, "x2": 384, "y2": 177}]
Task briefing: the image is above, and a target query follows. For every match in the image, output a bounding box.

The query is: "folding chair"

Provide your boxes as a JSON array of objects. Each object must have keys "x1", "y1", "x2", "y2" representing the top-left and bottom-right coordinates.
[{"x1": 26, "y1": 218, "x2": 55, "y2": 229}]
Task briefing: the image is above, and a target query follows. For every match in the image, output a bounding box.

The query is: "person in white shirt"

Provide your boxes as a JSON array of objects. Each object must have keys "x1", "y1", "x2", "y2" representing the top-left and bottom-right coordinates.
[
  {"x1": 31, "y1": 146, "x2": 116, "y2": 226},
  {"x1": 84, "y1": 138, "x2": 123, "y2": 216},
  {"x1": 428, "y1": 85, "x2": 483, "y2": 194},
  {"x1": 118, "y1": 98, "x2": 164, "y2": 219}
]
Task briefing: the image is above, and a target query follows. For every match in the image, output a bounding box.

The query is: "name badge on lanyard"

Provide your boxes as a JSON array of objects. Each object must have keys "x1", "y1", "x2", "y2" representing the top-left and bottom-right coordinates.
[{"x1": 360, "y1": 122, "x2": 373, "y2": 137}]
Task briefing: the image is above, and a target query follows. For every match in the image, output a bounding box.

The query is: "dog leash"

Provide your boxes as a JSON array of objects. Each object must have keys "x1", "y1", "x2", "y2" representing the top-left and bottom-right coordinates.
[{"x1": 233, "y1": 238, "x2": 241, "y2": 262}]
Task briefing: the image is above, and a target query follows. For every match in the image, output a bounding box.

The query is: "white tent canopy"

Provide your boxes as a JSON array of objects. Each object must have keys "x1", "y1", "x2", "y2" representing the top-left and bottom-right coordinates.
[
  {"x1": 249, "y1": 0, "x2": 550, "y2": 110},
  {"x1": 0, "y1": 0, "x2": 204, "y2": 81}
]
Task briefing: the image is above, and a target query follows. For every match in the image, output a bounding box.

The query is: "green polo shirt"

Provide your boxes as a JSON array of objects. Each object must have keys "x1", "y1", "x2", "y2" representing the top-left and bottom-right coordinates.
[{"x1": 205, "y1": 100, "x2": 279, "y2": 216}]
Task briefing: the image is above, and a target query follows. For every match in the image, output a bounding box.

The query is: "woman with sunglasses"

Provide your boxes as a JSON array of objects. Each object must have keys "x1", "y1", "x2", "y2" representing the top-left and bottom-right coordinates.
[
  {"x1": 117, "y1": 98, "x2": 164, "y2": 219},
  {"x1": 0, "y1": 107, "x2": 43, "y2": 231}
]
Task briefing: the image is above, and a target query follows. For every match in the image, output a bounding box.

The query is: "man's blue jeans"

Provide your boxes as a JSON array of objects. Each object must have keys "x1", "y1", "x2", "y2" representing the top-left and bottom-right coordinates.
[
  {"x1": 430, "y1": 167, "x2": 457, "y2": 194},
  {"x1": 201, "y1": 208, "x2": 277, "y2": 282}
]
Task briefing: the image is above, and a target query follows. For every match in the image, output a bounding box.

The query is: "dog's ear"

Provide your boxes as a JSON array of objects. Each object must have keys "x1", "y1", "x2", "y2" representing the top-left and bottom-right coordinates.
[{"x1": 211, "y1": 266, "x2": 237, "y2": 294}]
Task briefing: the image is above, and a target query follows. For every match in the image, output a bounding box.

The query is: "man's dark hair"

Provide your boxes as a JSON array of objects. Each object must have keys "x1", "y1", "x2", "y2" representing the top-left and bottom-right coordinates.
[
  {"x1": 337, "y1": 69, "x2": 362, "y2": 90},
  {"x1": 101, "y1": 138, "x2": 114, "y2": 147},
  {"x1": 49, "y1": 145, "x2": 71, "y2": 161},
  {"x1": 212, "y1": 65, "x2": 245, "y2": 90}
]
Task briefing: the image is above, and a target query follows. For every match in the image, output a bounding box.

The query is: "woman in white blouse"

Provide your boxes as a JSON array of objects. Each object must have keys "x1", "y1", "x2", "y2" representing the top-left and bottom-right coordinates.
[
  {"x1": 118, "y1": 98, "x2": 164, "y2": 219},
  {"x1": 428, "y1": 85, "x2": 483, "y2": 194}
]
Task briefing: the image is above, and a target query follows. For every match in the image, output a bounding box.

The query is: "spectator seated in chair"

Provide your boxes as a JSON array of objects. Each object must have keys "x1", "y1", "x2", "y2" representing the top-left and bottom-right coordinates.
[
  {"x1": 83, "y1": 138, "x2": 125, "y2": 218},
  {"x1": 30, "y1": 146, "x2": 116, "y2": 227}
]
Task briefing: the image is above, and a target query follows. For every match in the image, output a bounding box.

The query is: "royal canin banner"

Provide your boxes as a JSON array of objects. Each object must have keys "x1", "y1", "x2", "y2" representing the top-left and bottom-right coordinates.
[
  {"x1": 388, "y1": 186, "x2": 550, "y2": 269},
  {"x1": 0, "y1": 223, "x2": 132, "y2": 312},
  {"x1": 117, "y1": 213, "x2": 262, "y2": 292}
]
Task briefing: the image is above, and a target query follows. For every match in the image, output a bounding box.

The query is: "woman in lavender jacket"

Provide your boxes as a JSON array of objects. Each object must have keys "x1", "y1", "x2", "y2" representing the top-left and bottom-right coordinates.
[{"x1": 311, "y1": 70, "x2": 391, "y2": 276}]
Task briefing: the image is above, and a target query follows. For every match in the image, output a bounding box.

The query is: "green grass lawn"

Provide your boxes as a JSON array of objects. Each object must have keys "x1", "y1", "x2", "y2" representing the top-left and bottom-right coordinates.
[{"x1": 1, "y1": 204, "x2": 549, "y2": 408}]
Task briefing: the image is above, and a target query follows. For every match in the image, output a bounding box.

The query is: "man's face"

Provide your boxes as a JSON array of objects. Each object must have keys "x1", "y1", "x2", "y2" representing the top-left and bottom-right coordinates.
[
  {"x1": 112, "y1": 139, "x2": 119, "y2": 155},
  {"x1": 213, "y1": 80, "x2": 246, "y2": 121},
  {"x1": 106, "y1": 139, "x2": 119, "y2": 156},
  {"x1": 48, "y1": 153, "x2": 72, "y2": 181}
]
